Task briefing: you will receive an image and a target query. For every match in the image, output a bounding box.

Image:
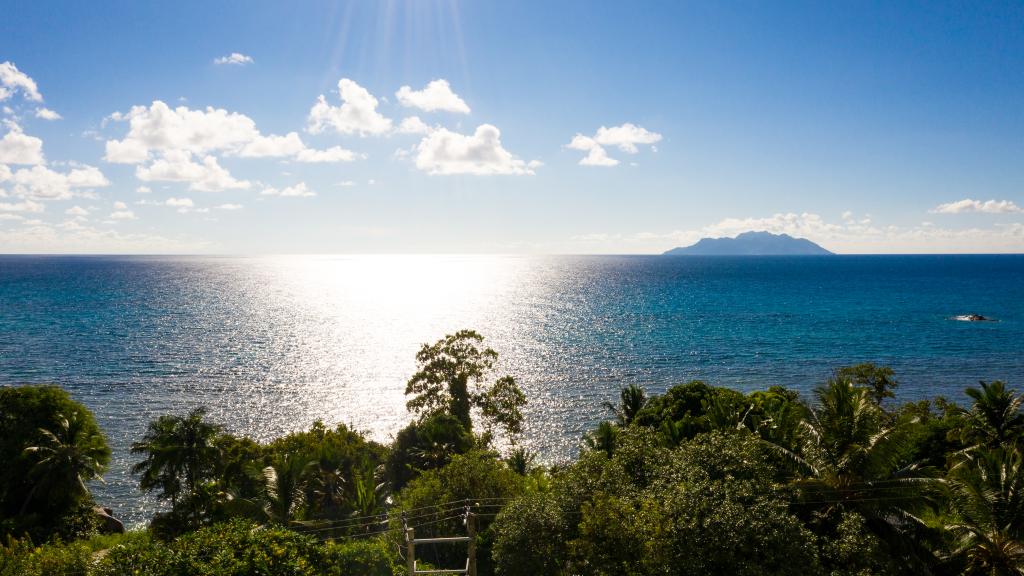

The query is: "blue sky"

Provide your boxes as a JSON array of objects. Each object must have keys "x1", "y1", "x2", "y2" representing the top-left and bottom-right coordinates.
[{"x1": 1, "y1": 0, "x2": 1022, "y2": 253}]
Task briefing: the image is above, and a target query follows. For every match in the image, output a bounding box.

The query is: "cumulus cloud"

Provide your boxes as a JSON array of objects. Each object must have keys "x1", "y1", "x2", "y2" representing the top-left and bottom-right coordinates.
[
  {"x1": 397, "y1": 116, "x2": 432, "y2": 135},
  {"x1": 594, "y1": 123, "x2": 662, "y2": 153},
  {"x1": 306, "y1": 79, "x2": 392, "y2": 136},
  {"x1": 413, "y1": 124, "x2": 538, "y2": 175},
  {"x1": 0, "y1": 62, "x2": 42, "y2": 102},
  {"x1": 135, "y1": 151, "x2": 250, "y2": 192},
  {"x1": 65, "y1": 205, "x2": 89, "y2": 217},
  {"x1": 165, "y1": 197, "x2": 194, "y2": 208},
  {"x1": 566, "y1": 135, "x2": 618, "y2": 166},
  {"x1": 34, "y1": 107, "x2": 61, "y2": 121},
  {"x1": 0, "y1": 199, "x2": 44, "y2": 213},
  {"x1": 295, "y1": 146, "x2": 356, "y2": 163},
  {"x1": 236, "y1": 132, "x2": 306, "y2": 158},
  {"x1": 931, "y1": 198, "x2": 1023, "y2": 214},
  {"x1": 104, "y1": 101, "x2": 354, "y2": 179},
  {"x1": 567, "y1": 123, "x2": 661, "y2": 166},
  {"x1": 214, "y1": 52, "x2": 254, "y2": 66},
  {"x1": 395, "y1": 80, "x2": 470, "y2": 114},
  {"x1": 0, "y1": 123, "x2": 45, "y2": 165},
  {"x1": 260, "y1": 182, "x2": 315, "y2": 197},
  {"x1": 136, "y1": 185, "x2": 152, "y2": 194},
  {"x1": 108, "y1": 206, "x2": 137, "y2": 220},
  {"x1": 5, "y1": 164, "x2": 109, "y2": 201},
  {"x1": 216, "y1": 203, "x2": 243, "y2": 210}
]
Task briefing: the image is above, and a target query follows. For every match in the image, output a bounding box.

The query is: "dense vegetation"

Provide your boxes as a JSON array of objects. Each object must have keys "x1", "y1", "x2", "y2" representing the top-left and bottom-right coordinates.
[{"x1": 2, "y1": 330, "x2": 1023, "y2": 575}]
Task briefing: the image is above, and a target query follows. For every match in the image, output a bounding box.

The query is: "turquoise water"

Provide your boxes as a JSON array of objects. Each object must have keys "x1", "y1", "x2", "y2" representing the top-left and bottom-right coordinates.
[{"x1": 1, "y1": 254, "x2": 1022, "y2": 525}]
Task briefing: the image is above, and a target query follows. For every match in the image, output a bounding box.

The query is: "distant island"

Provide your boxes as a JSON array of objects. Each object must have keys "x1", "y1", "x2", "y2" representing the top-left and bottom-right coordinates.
[{"x1": 663, "y1": 231, "x2": 834, "y2": 256}]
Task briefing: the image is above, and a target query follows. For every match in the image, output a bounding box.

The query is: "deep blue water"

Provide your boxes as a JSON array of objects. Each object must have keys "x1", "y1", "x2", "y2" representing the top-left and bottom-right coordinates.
[{"x1": 1, "y1": 254, "x2": 1022, "y2": 525}]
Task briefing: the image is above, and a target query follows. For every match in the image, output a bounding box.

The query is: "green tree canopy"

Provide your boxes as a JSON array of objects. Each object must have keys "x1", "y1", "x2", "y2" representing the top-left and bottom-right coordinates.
[
  {"x1": 0, "y1": 385, "x2": 110, "y2": 541},
  {"x1": 405, "y1": 330, "x2": 526, "y2": 443}
]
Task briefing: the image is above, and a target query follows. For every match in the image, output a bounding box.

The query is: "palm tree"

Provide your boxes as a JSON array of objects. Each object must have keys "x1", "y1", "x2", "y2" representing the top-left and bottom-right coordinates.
[
  {"x1": 960, "y1": 381, "x2": 1024, "y2": 449},
  {"x1": 21, "y1": 412, "x2": 109, "y2": 514},
  {"x1": 584, "y1": 421, "x2": 619, "y2": 457},
  {"x1": 603, "y1": 384, "x2": 648, "y2": 427},
  {"x1": 771, "y1": 379, "x2": 938, "y2": 559},
  {"x1": 307, "y1": 464, "x2": 346, "y2": 519},
  {"x1": 259, "y1": 454, "x2": 314, "y2": 524},
  {"x1": 131, "y1": 408, "x2": 222, "y2": 508},
  {"x1": 946, "y1": 446, "x2": 1024, "y2": 575}
]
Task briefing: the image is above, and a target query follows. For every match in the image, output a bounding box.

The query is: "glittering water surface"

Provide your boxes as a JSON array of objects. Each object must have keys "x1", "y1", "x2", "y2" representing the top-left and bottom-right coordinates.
[{"x1": 1, "y1": 254, "x2": 1023, "y2": 525}]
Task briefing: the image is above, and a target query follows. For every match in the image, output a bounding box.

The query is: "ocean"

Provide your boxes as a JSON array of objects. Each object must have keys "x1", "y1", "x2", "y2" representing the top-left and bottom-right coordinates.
[{"x1": 1, "y1": 254, "x2": 1022, "y2": 525}]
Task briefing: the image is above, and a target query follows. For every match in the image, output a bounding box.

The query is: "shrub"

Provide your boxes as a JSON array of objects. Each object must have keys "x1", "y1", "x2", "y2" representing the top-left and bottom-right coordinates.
[
  {"x1": 321, "y1": 538, "x2": 401, "y2": 576},
  {"x1": 398, "y1": 451, "x2": 525, "y2": 576},
  {"x1": 0, "y1": 385, "x2": 110, "y2": 542}
]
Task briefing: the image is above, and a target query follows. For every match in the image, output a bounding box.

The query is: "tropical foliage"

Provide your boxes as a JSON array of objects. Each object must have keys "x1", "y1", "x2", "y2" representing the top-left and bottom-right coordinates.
[{"x1": 3, "y1": 333, "x2": 1024, "y2": 576}]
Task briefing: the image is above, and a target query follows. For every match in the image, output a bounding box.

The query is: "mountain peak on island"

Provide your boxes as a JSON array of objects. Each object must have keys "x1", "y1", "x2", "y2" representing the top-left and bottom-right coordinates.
[{"x1": 663, "y1": 231, "x2": 834, "y2": 256}]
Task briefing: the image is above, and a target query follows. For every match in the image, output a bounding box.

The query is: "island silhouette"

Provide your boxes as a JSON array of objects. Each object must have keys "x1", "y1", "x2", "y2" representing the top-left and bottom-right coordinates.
[{"x1": 664, "y1": 231, "x2": 834, "y2": 255}]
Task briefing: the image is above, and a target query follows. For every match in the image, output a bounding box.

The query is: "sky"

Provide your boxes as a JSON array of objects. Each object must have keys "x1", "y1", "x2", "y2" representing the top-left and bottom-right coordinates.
[{"x1": 1, "y1": 0, "x2": 1023, "y2": 254}]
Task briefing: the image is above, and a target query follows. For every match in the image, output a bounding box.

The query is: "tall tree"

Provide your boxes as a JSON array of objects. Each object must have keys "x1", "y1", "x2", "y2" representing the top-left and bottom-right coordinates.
[
  {"x1": 22, "y1": 412, "x2": 109, "y2": 514},
  {"x1": 946, "y1": 446, "x2": 1024, "y2": 575},
  {"x1": 603, "y1": 384, "x2": 648, "y2": 426},
  {"x1": 772, "y1": 379, "x2": 938, "y2": 566},
  {"x1": 834, "y1": 363, "x2": 899, "y2": 406},
  {"x1": 960, "y1": 381, "x2": 1024, "y2": 449},
  {"x1": 131, "y1": 408, "x2": 222, "y2": 510},
  {"x1": 405, "y1": 330, "x2": 526, "y2": 442}
]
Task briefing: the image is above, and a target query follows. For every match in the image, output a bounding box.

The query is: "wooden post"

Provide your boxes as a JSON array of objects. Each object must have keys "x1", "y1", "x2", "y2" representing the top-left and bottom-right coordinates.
[
  {"x1": 466, "y1": 512, "x2": 477, "y2": 576},
  {"x1": 406, "y1": 527, "x2": 416, "y2": 576}
]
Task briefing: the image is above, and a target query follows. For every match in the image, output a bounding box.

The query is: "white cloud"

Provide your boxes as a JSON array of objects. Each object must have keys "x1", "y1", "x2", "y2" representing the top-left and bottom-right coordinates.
[
  {"x1": 216, "y1": 203, "x2": 243, "y2": 210},
  {"x1": 594, "y1": 123, "x2": 662, "y2": 153},
  {"x1": 6, "y1": 164, "x2": 110, "y2": 201},
  {"x1": 337, "y1": 180, "x2": 356, "y2": 187},
  {"x1": 306, "y1": 79, "x2": 392, "y2": 136},
  {"x1": 0, "y1": 221, "x2": 208, "y2": 253},
  {"x1": 105, "y1": 100, "x2": 351, "y2": 171},
  {"x1": 261, "y1": 182, "x2": 315, "y2": 197},
  {"x1": 0, "y1": 123, "x2": 45, "y2": 165},
  {"x1": 162, "y1": 197, "x2": 197, "y2": 213},
  {"x1": 397, "y1": 116, "x2": 432, "y2": 135},
  {"x1": 0, "y1": 164, "x2": 10, "y2": 182},
  {"x1": 109, "y1": 209, "x2": 136, "y2": 220},
  {"x1": 931, "y1": 198, "x2": 1023, "y2": 214},
  {"x1": 34, "y1": 107, "x2": 61, "y2": 121},
  {"x1": 105, "y1": 101, "x2": 264, "y2": 162},
  {"x1": 65, "y1": 205, "x2": 89, "y2": 217},
  {"x1": 0, "y1": 199, "x2": 44, "y2": 213},
  {"x1": 112, "y1": 201, "x2": 128, "y2": 210},
  {"x1": 165, "y1": 197, "x2": 193, "y2": 208},
  {"x1": 566, "y1": 134, "x2": 618, "y2": 166},
  {"x1": 295, "y1": 146, "x2": 356, "y2": 163},
  {"x1": 136, "y1": 185, "x2": 152, "y2": 194},
  {"x1": 0, "y1": 62, "x2": 42, "y2": 102},
  {"x1": 395, "y1": 79, "x2": 470, "y2": 114},
  {"x1": 135, "y1": 151, "x2": 251, "y2": 192},
  {"x1": 214, "y1": 52, "x2": 254, "y2": 66},
  {"x1": 568, "y1": 123, "x2": 661, "y2": 166},
  {"x1": 66, "y1": 165, "x2": 109, "y2": 188},
  {"x1": 236, "y1": 132, "x2": 306, "y2": 158},
  {"x1": 413, "y1": 124, "x2": 537, "y2": 175}
]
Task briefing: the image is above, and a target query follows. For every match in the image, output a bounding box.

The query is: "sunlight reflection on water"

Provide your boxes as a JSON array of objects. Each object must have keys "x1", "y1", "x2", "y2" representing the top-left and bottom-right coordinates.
[{"x1": 2, "y1": 254, "x2": 1023, "y2": 526}]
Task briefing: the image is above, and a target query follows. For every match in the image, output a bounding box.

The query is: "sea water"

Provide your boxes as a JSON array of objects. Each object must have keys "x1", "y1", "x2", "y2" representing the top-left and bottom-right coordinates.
[{"x1": 1, "y1": 254, "x2": 1022, "y2": 525}]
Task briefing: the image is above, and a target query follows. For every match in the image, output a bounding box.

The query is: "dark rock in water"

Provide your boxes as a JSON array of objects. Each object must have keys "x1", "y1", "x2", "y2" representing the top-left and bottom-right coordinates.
[
  {"x1": 94, "y1": 506, "x2": 125, "y2": 534},
  {"x1": 952, "y1": 314, "x2": 996, "y2": 322},
  {"x1": 663, "y1": 231, "x2": 833, "y2": 256}
]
